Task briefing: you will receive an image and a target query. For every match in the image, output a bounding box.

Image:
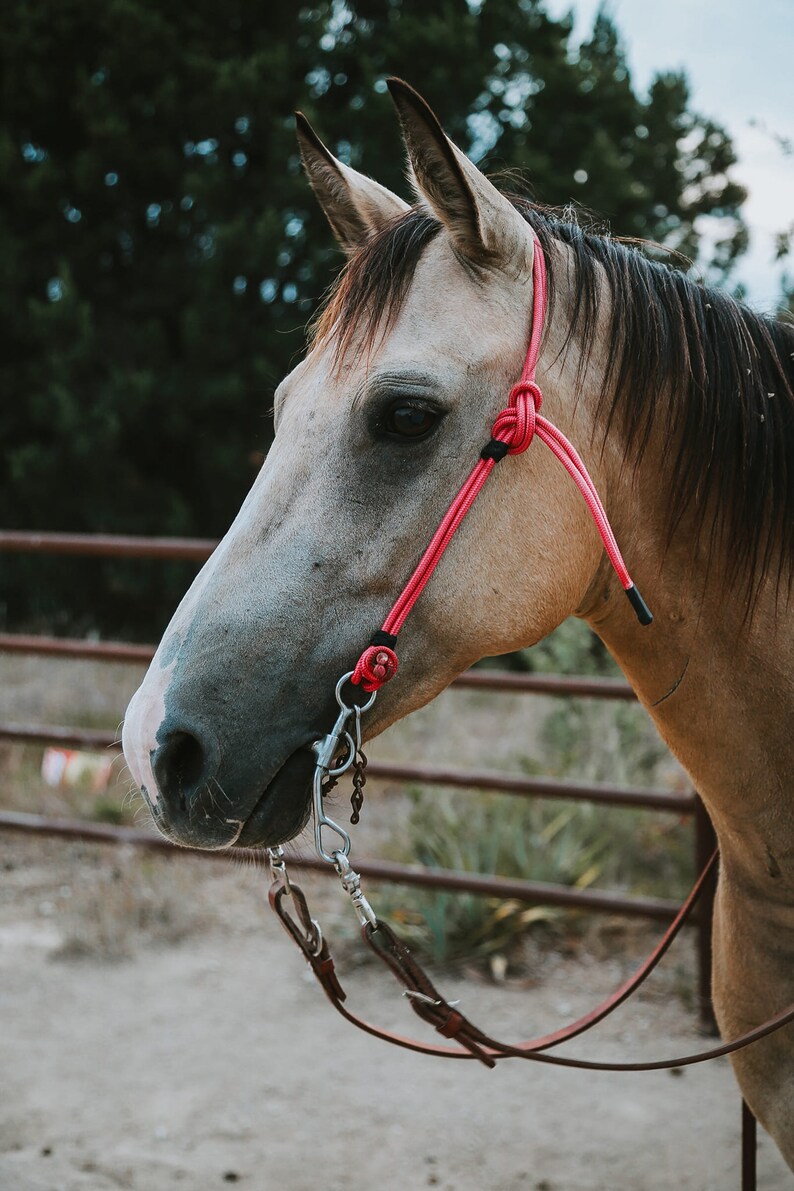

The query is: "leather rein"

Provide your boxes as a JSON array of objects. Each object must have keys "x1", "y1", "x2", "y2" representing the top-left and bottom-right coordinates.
[
  {"x1": 265, "y1": 236, "x2": 794, "y2": 1151},
  {"x1": 267, "y1": 716, "x2": 794, "y2": 1073}
]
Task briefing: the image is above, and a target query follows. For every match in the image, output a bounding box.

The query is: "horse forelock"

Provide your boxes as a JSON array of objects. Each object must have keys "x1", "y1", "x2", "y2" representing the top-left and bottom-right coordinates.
[
  {"x1": 309, "y1": 194, "x2": 794, "y2": 608},
  {"x1": 309, "y1": 207, "x2": 442, "y2": 365}
]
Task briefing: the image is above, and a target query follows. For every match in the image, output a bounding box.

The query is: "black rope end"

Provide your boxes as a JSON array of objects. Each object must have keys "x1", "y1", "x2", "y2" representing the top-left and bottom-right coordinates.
[
  {"x1": 370, "y1": 629, "x2": 398, "y2": 649},
  {"x1": 626, "y1": 585, "x2": 653, "y2": 626},
  {"x1": 480, "y1": 438, "x2": 509, "y2": 463}
]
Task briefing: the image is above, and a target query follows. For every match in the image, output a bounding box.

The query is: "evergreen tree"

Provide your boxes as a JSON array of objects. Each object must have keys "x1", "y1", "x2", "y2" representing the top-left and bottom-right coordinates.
[{"x1": 0, "y1": 0, "x2": 748, "y2": 634}]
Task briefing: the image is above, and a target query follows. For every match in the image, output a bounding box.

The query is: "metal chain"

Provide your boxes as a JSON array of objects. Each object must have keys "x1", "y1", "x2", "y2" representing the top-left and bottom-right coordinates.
[
  {"x1": 350, "y1": 748, "x2": 368, "y2": 824},
  {"x1": 322, "y1": 772, "x2": 339, "y2": 798}
]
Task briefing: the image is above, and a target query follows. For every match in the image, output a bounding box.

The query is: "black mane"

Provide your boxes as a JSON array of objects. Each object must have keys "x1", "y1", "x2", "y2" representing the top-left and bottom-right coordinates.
[{"x1": 313, "y1": 201, "x2": 794, "y2": 602}]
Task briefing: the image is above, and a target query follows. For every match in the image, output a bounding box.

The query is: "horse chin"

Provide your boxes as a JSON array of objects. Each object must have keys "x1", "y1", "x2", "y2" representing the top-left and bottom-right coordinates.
[{"x1": 233, "y1": 746, "x2": 316, "y2": 848}]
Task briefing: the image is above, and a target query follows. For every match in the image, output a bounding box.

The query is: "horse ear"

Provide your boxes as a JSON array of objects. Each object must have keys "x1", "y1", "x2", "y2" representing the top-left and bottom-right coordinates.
[
  {"x1": 296, "y1": 112, "x2": 409, "y2": 254},
  {"x1": 386, "y1": 79, "x2": 533, "y2": 271}
]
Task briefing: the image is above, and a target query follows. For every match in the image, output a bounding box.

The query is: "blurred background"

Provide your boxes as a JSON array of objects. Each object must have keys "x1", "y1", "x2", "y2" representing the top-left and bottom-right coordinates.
[{"x1": 2, "y1": 0, "x2": 792, "y2": 638}]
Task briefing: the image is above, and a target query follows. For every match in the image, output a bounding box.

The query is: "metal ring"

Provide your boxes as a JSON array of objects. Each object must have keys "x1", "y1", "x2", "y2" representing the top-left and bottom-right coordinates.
[
  {"x1": 327, "y1": 731, "x2": 356, "y2": 777},
  {"x1": 315, "y1": 817, "x2": 352, "y2": 864},
  {"x1": 335, "y1": 670, "x2": 377, "y2": 714},
  {"x1": 307, "y1": 918, "x2": 323, "y2": 957}
]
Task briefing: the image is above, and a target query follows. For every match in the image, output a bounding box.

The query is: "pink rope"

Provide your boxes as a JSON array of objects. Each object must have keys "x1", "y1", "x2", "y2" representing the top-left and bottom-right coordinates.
[{"x1": 351, "y1": 237, "x2": 650, "y2": 693}]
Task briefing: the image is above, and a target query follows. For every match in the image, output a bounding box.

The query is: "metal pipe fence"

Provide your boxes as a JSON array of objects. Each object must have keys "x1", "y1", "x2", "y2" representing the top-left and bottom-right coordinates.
[
  {"x1": 0, "y1": 719, "x2": 694, "y2": 813},
  {"x1": 0, "y1": 531, "x2": 717, "y2": 1018},
  {"x1": 0, "y1": 810, "x2": 684, "y2": 921},
  {"x1": 0, "y1": 630, "x2": 636, "y2": 699},
  {"x1": 0, "y1": 530, "x2": 217, "y2": 561}
]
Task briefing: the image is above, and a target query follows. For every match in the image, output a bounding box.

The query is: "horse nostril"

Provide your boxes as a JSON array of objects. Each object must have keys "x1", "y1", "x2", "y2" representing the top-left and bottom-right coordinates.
[{"x1": 153, "y1": 729, "x2": 208, "y2": 809}]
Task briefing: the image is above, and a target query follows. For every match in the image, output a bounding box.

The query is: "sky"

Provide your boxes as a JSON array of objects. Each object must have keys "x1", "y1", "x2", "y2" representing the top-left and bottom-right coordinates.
[{"x1": 544, "y1": 0, "x2": 794, "y2": 310}]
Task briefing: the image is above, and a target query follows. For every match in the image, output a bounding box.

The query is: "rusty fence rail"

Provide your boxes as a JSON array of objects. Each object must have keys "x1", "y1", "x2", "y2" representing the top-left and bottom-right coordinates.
[
  {"x1": 0, "y1": 630, "x2": 637, "y2": 700},
  {"x1": 0, "y1": 723, "x2": 695, "y2": 816},
  {"x1": 0, "y1": 529, "x2": 217, "y2": 561},
  {"x1": 0, "y1": 531, "x2": 717, "y2": 1019},
  {"x1": 0, "y1": 810, "x2": 684, "y2": 922}
]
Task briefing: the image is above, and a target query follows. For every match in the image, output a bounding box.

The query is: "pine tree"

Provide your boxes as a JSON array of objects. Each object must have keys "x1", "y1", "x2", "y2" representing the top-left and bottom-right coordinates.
[{"x1": 0, "y1": 0, "x2": 748, "y2": 633}]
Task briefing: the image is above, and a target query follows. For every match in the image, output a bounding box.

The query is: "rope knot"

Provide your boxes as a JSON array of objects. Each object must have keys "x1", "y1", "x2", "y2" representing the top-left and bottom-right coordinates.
[
  {"x1": 509, "y1": 379, "x2": 543, "y2": 413},
  {"x1": 351, "y1": 645, "x2": 398, "y2": 692},
  {"x1": 491, "y1": 380, "x2": 542, "y2": 455}
]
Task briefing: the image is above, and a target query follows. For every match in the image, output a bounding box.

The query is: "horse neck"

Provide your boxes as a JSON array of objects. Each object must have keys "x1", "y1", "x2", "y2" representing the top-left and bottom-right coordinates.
[{"x1": 578, "y1": 375, "x2": 794, "y2": 892}]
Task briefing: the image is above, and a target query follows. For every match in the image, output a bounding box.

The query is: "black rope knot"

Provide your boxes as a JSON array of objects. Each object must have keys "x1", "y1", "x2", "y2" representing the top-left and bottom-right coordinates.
[{"x1": 480, "y1": 438, "x2": 510, "y2": 462}]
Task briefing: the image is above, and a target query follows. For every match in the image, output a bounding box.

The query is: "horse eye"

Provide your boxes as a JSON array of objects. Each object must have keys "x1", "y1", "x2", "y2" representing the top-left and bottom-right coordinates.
[{"x1": 385, "y1": 403, "x2": 438, "y2": 439}]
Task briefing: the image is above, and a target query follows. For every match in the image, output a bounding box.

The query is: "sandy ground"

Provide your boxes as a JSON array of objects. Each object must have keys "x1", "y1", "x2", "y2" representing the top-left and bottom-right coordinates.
[
  {"x1": 1, "y1": 656, "x2": 792, "y2": 1189},
  {"x1": 1, "y1": 836, "x2": 792, "y2": 1191}
]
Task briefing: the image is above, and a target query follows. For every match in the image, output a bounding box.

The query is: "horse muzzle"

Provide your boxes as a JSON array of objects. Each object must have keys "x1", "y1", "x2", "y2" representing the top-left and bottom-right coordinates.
[{"x1": 140, "y1": 728, "x2": 317, "y2": 850}]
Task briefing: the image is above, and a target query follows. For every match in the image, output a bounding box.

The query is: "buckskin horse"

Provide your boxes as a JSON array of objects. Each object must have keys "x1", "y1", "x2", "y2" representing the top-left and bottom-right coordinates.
[{"x1": 123, "y1": 81, "x2": 794, "y2": 1169}]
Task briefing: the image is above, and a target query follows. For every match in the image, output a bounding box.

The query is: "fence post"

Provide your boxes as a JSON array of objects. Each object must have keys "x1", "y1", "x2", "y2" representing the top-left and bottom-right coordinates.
[
  {"x1": 694, "y1": 792, "x2": 718, "y2": 1032},
  {"x1": 741, "y1": 1100, "x2": 757, "y2": 1191}
]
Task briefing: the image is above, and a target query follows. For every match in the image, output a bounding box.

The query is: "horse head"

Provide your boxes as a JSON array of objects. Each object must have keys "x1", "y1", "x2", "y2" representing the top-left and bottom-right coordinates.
[{"x1": 122, "y1": 81, "x2": 613, "y2": 850}]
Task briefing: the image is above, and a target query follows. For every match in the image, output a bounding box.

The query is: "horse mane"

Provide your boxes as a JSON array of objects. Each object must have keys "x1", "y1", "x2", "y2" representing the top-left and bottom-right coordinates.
[{"x1": 311, "y1": 200, "x2": 794, "y2": 604}]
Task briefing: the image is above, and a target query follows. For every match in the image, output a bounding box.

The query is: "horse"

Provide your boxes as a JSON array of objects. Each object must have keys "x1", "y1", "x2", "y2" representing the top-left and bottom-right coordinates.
[{"x1": 122, "y1": 80, "x2": 794, "y2": 1168}]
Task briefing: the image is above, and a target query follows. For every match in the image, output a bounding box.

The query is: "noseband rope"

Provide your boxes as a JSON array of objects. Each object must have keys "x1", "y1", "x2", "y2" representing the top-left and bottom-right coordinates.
[{"x1": 351, "y1": 237, "x2": 651, "y2": 695}]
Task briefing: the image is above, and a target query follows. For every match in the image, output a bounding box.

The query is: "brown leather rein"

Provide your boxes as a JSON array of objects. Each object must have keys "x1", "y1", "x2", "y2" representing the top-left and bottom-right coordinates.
[
  {"x1": 265, "y1": 675, "x2": 794, "y2": 1073},
  {"x1": 261, "y1": 671, "x2": 792, "y2": 1191},
  {"x1": 268, "y1": 845, "x2": 794, "y2": 1072}
]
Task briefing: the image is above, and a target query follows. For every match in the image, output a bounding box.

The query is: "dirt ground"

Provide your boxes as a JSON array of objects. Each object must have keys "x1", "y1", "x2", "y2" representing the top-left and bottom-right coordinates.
[
  {"x1": 1, "y1": 657, "x2": 792, "y2": 1190},
  {"x1": 1, "y1": 837, "x2": 792, "y2": 1191}
]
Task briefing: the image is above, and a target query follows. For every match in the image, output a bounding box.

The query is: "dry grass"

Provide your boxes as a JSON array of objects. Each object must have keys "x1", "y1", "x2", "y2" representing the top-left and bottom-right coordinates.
[{"x1": 52, "y1": 851, "x2": 212, "y2": 961}]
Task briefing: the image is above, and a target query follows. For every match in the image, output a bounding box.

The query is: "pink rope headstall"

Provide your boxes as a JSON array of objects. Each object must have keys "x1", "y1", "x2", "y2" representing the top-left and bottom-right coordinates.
[{"x1": 351, "y1": 237, "x2": 652, "y2": 694}]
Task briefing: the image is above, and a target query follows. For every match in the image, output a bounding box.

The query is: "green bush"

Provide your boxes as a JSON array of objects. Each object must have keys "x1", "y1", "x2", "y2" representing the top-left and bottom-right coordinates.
[
  {"x1": 1, "y1": 0, "x2": 747, "y2": 635},
  {"x1": 386, "y1": 620, "x2": 691, "y2": 969}
]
